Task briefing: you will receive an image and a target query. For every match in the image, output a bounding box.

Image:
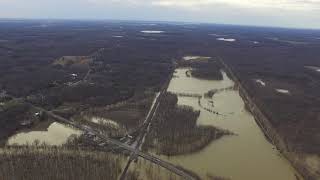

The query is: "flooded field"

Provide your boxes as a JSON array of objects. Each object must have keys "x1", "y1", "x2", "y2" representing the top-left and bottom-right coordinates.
[
  {"x1": 161, "y1": 68, "x2": 300, "y2": 180},
  {"x1": 183, "y1": 56, "x2": 211, "y2": 61},
  {"x1": 7, "y1": 122, "x2": 81, "y2": 146},
  {"x1": 140, "y1": 30, "x2": 164, "y2": 34},
  {"x1": 91, "y1": 117, "x2": 121, "y2": 130},
  {"x1": 112, "y1": 35, "x2": 124, "y2": 38},
  {"x1": 216, "y1": 38, "x2": 236, "y2": 42},
  {"x1": 254, "y1": 79, "x2": 266, "y2": 86},
  {"x1": 276, "y1": 89, "x2": 290, "y2": 94},
  {"x1": 305, "y1": 66, "x2": 320, "y2": 72}
]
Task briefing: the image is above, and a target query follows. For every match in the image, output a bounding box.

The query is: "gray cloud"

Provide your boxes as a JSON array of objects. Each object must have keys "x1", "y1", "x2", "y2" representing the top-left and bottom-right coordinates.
[
  {"x1": 0, "y1": 0, "x2": 319, "y2": 29},
  {"x1": 86, "y1": 0, "x2": 320, "y2": 10}
]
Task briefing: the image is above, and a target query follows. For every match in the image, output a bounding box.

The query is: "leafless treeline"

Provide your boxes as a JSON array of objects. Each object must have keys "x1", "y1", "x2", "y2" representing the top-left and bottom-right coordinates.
[
  {"x1": 144, "y1": 92, "x2": 232, "y2": 155},
  {"x1": 0, "y1": 146, "x2": 128, "y2": 180}
]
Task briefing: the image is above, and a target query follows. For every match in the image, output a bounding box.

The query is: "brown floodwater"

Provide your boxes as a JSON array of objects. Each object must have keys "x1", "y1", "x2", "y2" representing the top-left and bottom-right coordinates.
[
  {"x1": 129, "y1": 157, "x2": 183, "y2": 180},
  {"x1": 7, "y1": 122, "x2": 81, "y2": 146},
  {"x1": 162, "y1": 68, "x2": 301, "y2": 180}
]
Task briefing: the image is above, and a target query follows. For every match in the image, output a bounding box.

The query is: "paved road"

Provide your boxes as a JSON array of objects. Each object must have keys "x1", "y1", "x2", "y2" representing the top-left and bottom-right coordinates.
[
  {"x1": 119, "y1": 90, "x2": 162, "y2": 180},
  {"x1": 119, "y1": 70, "x2": 196, "y2": 180},
  {"x1": 30, "y1": 103, "x2": 195, "y2": 180},
  {"x1": 6, "y1": 68, "x2": 194, "y2": 179}
]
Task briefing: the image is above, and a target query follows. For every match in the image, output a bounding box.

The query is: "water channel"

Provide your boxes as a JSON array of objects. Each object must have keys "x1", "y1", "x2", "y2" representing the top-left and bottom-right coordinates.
[{"x1": 161, "y1": 68, "x2": 300, "y2": 180}]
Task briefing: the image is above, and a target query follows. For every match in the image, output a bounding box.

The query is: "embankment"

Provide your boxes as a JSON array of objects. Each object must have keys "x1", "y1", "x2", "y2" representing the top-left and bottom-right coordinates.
[{"x1": 218, "y1": 57, "x2": 318, "y2": 180}]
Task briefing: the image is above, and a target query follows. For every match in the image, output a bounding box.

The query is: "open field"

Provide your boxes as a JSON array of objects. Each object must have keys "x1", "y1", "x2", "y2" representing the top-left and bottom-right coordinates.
[{"x1": 70, "y1": 93, "x2": 155, "y2": 138}]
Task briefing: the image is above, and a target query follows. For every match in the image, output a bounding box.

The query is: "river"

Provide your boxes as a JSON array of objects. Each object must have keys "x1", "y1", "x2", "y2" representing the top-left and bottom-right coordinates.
[{"x1": 161, "y1": 68, "x2": 300, "y2": 180}]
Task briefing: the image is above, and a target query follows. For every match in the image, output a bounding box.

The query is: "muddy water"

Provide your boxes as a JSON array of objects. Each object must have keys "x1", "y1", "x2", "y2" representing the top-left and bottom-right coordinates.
[
  {"x1": 164, "y1": 68, "x2": 299, "y2": 180},
  {"x1": 129, "y1": 157, "x2": 183, "y2": 180},
  {"x1": 7, "y1": 122, "x2": 81, "y2": 146}
]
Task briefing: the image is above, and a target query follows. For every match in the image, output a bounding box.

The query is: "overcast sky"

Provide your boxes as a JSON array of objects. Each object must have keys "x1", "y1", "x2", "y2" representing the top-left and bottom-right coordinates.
[{"x1": 0, "y1": 0, "x2": 319, "y2": 29}]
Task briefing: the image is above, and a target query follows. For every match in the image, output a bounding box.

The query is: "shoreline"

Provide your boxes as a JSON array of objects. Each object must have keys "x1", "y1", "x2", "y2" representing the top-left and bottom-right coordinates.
[{"x1": 218, "y1": 57, "x2": 314, "y2": 180}]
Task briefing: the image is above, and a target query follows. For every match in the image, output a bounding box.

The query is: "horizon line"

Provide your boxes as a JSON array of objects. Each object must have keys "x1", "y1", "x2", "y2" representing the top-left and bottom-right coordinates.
[{"x1": 0, "y1": 17, "x2": 319, "y2": 31}]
